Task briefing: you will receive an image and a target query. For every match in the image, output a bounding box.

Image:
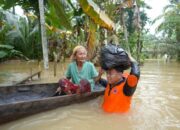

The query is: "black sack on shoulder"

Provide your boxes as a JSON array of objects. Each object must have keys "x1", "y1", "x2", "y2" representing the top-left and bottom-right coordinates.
[{"x1": 100, "y1": 43, "x2": 130, "y2": 71}]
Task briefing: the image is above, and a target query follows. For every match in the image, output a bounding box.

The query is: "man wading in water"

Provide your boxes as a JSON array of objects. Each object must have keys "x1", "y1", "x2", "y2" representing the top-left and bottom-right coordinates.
[{"x1": 99, "y1": 43, "x2": 140, "y2": 113}]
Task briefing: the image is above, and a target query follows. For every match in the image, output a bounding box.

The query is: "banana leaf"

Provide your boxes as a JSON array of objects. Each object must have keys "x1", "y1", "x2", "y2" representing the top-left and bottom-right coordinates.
[
  {"x1": 79, "y1": 0, "x2": 115, "y2": 30},
  {"x1": 0, "y1": 51, "x2": 8, "y2": 59}
]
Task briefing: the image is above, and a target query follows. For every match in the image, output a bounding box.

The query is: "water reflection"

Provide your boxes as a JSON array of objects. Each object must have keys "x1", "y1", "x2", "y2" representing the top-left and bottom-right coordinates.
[{"x1": 0, "y1": 60, "x2": 180, "y2": 130}]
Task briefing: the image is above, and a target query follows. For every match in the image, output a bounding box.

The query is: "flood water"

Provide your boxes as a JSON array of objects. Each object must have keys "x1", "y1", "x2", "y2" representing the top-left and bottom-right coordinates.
[
  {"x1": 0, "y1": 60, "x2": 68, "y2": 86},
  {"x1": 0, "y1": 60, "x2": 180, "y2": 130}
]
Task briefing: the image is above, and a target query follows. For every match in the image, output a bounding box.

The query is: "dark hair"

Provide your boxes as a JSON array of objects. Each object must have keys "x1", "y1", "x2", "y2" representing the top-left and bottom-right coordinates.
[{"x1": 114, "y1": 66, "x2": 124, "y2": 73}]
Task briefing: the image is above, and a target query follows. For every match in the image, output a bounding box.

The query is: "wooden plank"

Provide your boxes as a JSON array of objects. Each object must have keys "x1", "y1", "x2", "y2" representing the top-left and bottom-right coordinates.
[{"x1": 14, "y1": 71, "x2": 42, "y2": 85}]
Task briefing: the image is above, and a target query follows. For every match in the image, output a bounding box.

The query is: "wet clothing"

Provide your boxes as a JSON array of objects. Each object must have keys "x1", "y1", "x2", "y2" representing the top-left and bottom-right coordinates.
[
  {"x1": 102, "y1": 62, "x2": 140, "y2": 113},
  {"x1": 59, "y1": 78, "x2": 79, "y2": 94},
  {"x1": 66, "y1": 61, "x2": 98, "y2": 91},
  {"x1": 56, "y1": 78, "x2": 91, "y2": 95}
]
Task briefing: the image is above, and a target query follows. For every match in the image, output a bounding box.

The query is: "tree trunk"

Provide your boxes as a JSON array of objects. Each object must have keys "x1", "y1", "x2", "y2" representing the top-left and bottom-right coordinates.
[
  {"x1": 120, "y1": 9, "x2": 131, "y2": 54},
  {"x1": 38, "y1": 0, "x2": 49, "y2": 69},
  {"x1": 12, "y1": 6, "x2": 15, "y2": 14},
  {"x1": 177, "y1": 49, "x2": 180, "y2": 61},
  {"x1": 176, "y1": 23, "x2": 180, "y2": 61},
  {"x1": 134, "y1": 1, "x2": 141, "y2": 63}
]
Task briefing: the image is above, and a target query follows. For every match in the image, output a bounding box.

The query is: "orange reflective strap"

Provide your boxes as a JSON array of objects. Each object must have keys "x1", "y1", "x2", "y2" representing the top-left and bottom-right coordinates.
[{"x1": 127, "y1": 75, "x2": 138, "y2": 87}]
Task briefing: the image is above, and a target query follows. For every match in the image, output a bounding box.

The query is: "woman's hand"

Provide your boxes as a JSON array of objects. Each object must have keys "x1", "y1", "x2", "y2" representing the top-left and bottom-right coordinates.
[
  {"x1": 56, "y1": 86, "x2": 61, "y2": 93},
  {"x1": 98, "y1": 67, "x2": 104, "y2": 76},
  {"x1": 95, "y1": 67, "x2": 104, "y2": 83}
]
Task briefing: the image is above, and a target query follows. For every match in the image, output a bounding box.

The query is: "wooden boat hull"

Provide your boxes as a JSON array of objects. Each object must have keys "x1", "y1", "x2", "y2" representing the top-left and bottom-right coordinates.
[{"x1": 0, "y1": 83, "x2": 104, "y2": 124}]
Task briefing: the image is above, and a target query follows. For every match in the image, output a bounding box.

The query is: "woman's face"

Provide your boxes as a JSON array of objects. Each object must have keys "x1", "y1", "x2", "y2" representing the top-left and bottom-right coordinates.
[
  {"x1": 75, "y1": 48, "x2": 87, "y2": 62},
  {"x1": 106, "y1": 69, "x2": 122, "y2": 84}
]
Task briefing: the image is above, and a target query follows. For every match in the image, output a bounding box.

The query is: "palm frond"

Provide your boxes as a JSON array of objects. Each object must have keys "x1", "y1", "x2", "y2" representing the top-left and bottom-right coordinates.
[
  {"x1": 152, "y1": 14, "x2": 164, "y2": 24},
  {"x1": 47, "y1": 0, "x2": 72, "y2": 30},
  {"x1": 163, "y1": 4, "x2": 175, "y2": 12}
]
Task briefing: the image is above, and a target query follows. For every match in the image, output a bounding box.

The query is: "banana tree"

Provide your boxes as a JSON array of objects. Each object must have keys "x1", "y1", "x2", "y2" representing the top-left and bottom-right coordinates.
[
  {"x1": 44, "y1": 0, "x2": 114, "y2": 60},
  {"x1": 0, "y1": 9, "x2": 41, "y2": 60},
  {"x1": 6, "y1": 15, "x2": 39, "y2": 56},
  {"x1": 78, "y1": 0, "x2": 115, "y2": 59},
  {"x1": 0, "y1": 0, "x2": 49, "y2": 68}
]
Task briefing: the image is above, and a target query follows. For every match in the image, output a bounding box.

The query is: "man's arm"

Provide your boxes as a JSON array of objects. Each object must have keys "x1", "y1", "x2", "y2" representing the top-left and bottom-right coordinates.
[
  {"x1": 130, "y1": 62, "x2": 140, "y2": 79},
  {"x1": 123, "y1": 61, "x2": 140, "y2": 96}
]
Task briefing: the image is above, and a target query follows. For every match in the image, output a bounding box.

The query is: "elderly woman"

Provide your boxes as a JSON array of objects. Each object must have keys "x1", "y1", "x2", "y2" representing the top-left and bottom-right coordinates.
[{"x1": 55, "y1": 45, "x2": 104, "y2": 96}]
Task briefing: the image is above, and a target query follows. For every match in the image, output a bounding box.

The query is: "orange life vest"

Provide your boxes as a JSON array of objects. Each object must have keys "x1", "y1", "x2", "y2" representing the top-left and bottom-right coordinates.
[{"x1": 102, "y1": 73, "x2": 137, "y2": 113}]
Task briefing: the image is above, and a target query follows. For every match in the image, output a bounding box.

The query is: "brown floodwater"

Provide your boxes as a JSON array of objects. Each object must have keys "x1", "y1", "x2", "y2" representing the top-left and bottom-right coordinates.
[
  {"x1": 0, "y1": 59, "x2": 180, "y2": 130},
  {"x1": 0, "y1": 60, "x2": 69, "y2": 86}
]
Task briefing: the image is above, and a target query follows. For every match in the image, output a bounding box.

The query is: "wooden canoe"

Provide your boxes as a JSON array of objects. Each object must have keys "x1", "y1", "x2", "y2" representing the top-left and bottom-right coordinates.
[{"x1": 0, "y1": 83, "x2": 104, "y2": 124}]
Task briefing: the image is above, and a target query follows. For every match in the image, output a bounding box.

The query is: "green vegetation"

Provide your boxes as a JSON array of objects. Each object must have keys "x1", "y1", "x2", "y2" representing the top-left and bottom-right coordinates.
[
  {"x1": 153, "y1": 0, "x2": 180, "y2": 61},
  {"x1": 0, "y1": 0, "x2": 179, "y2": 63},
  {"x1": 0, "y1": 44, "x2": 28, "y2": 61}
]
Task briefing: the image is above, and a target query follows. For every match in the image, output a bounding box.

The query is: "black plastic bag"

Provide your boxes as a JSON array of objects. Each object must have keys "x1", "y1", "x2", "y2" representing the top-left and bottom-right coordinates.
[{"x1": 100, "y1": 43, "x2": 130, "y2": 71}]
